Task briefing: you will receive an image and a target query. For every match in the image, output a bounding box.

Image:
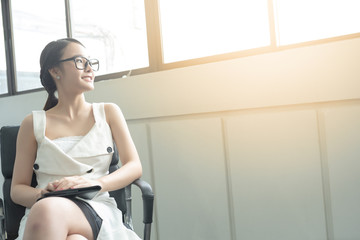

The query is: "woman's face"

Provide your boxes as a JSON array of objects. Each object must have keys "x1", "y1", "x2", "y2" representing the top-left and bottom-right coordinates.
[{"x1": 55, "y1": 42, "x2": 95, "y2": 95}]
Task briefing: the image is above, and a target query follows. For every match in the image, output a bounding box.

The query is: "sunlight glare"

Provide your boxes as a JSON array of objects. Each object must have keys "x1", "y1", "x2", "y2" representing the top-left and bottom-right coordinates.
[
  {"x1": 275, "y1": 0, "x2": 360, "y2": 45},
  {"x1": 159, "y1": 0, "x2": 270, "y2": 63}
]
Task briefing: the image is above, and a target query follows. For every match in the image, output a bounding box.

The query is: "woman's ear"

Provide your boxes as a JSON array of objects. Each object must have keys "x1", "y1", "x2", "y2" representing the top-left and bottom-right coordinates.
[{"x1": 49, "y1": 67, "x2": 61, "y2": 80}]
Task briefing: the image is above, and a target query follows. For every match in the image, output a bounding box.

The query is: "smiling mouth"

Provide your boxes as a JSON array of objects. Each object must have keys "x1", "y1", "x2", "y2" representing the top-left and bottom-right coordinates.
[{"x1": 82, "y1": 76, "x2": 93, "y2": 82}]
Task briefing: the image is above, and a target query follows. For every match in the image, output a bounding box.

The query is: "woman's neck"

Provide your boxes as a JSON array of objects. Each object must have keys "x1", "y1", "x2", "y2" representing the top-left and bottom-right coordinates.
[{"x1": 50, "y1": 94, "x2": 91, "y2": 120}]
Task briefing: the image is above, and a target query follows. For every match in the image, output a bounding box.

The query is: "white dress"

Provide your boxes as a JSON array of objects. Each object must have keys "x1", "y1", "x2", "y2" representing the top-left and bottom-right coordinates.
[{"x1": 16, "y1": 102, "x2": 141, "y2": 240}]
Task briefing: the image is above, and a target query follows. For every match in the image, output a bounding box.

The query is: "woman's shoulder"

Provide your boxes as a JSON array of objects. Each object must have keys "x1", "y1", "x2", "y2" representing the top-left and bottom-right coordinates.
[
  {"x1": 20, "y1": 109, "x2": 45, "y2": 134},
  {"x1": 101, "y1": 102, "x2": 125, "y2": 124},
  {"x1": 21, "y1": 113, "x2": 34, "y2": 129},
  {"x1": 18, "y1": 113, "x2": 35, "y2": 138},
  {"x1": 102, "y1": 102, "x2": 122, "y2": 114}
]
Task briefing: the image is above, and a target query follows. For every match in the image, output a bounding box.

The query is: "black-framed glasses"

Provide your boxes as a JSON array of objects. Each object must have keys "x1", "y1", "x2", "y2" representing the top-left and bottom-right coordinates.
[{"x1": 58, "y1": 56, "x2": 100, "y2": 71}]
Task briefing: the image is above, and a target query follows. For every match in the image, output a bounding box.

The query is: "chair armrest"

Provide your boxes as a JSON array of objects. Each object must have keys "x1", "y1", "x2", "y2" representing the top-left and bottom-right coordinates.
[
  {"x1": 0, "y1": 198, "x2": 5, "y2": 240},
  {"x1": 132, "y1": 179, "x2": 154, "y2": 224},
  {"x1": 0, "y1": 198, "x2": 3, "y2": 219}
]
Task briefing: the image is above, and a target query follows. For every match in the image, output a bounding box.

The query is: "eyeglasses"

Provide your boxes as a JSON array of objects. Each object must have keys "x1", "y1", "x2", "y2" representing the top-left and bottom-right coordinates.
[{"x1": 58, "y1": 56, "x2": 99, "y2": 71}]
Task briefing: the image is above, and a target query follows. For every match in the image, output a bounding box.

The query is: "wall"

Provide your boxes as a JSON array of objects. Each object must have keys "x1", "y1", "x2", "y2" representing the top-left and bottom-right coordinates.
[{"x1": 1, "y1": 37, "x2": 360, "y2": 239}]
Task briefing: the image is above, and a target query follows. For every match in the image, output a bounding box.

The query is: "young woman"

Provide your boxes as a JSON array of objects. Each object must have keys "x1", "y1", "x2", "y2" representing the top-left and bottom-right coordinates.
[{"x1": 11, "y1": 38, "x2": 142, "y2": 240}]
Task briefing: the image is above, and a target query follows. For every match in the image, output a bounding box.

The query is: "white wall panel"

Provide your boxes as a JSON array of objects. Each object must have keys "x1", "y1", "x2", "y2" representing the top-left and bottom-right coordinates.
[
  {"x1": 150, "y1": 118, "x2": 231, "y2": 240},
  {"x1": 322, "y1": 105, "x2": 360, "y2": 239},
  {"x1": 225, "y1": 110, "x2": 326, "y2": 240}
]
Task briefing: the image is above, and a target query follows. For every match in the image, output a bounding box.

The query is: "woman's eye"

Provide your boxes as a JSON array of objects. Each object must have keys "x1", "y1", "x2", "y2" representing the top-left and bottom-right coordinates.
[{"x1": 75, "y1": 58, "x2": 84, "y2": 63}]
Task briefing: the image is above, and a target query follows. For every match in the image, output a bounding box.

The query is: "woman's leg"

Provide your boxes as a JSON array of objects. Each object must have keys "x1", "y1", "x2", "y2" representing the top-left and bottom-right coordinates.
[
  {"x1": 23, "y1": 197, "x2": 93, "y2": 240},
  {"x1": 67, "y1": 234, "x2": 89, "y2": 240}
]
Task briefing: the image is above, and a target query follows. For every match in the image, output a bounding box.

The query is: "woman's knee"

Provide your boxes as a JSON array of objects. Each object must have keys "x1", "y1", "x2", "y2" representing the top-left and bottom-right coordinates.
[
  {"x1": 29, "y1": 197, "x2": 62, "y2": 219},
  {"x1": 26, "y1": 198, "x2": 66, "y2": 231},
  {"x1": 67, "y1": 234, "x2": 89, "y2": 240},
  {"x1": 25, "y1": 197, "x2": 93, "y2": 239}
]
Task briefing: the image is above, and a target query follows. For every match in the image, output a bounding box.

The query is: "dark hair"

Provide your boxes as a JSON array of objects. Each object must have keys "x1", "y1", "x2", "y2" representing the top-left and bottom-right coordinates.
[{"x1": 40, "y1": 38, "x2": 85, "y2": 110}]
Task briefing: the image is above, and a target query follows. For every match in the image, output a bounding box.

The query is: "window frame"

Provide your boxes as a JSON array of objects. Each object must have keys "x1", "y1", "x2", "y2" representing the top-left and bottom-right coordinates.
[
  {"x1": 1, "y1": 0, "x2": 360, "y2": 97},
  {"x1": 1, "y1": 0, "x2": 16, "y2": 96}
]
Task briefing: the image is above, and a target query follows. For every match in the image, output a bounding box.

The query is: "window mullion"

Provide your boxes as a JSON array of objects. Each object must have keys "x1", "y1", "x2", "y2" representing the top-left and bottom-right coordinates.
[
  {"x1": 1, "y1": 0, "x2": 16, "y2": 95},
  {"x1": 267, "y1": 0, "x2": 277, "y2": 48},
  {"x1": 64, "y1": 0, "x2": 72, "y2": 38},
  {"x1": 144, "y1": 0, "x2": 163, "y2": 72}
]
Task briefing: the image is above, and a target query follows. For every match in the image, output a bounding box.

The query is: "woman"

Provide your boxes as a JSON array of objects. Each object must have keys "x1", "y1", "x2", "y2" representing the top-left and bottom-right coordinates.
[{"x1": 11, "y1": 38, "x2": 142, "y2": 240}]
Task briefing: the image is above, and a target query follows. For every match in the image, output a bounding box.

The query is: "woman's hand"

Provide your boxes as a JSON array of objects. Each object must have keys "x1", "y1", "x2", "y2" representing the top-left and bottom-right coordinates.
[
  {"x1": 36, "y1": 189, "x2": 50, "y2": 200},
  {"x1": 44, "y1": 181, "x2": 59, "y2": 192},
  {"x1": 48, "y1": 176, "x2": 102, "y2": 191}
]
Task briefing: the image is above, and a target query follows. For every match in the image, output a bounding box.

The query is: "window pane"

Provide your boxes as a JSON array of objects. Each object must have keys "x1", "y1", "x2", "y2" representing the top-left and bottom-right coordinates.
[
  {"x1": 159, "y1": 0, "x2": 270, "y2": 63},
  {"x1": 0, "y1": 13, "x2": 8, "y2": 94},
  {"x1": 12, "y1": 0, "x2": 67, "y2": 92},
  {"x1": 275, "y1": 0, "x2": 360, "y2": 45},
  {"x1": 70, "y1": 0, "x2": 149, "y2": 76}
]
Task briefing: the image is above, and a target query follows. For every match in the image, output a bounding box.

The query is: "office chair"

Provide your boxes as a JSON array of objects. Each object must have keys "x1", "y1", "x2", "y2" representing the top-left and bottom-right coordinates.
[{"x1": 0, "y1": 126, "x2": 154, "y2": 240}]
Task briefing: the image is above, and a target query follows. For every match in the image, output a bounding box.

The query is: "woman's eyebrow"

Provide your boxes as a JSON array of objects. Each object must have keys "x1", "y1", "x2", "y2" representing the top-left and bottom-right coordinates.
[{"x1": 73, "y1": 54, "x2": 86, "y2": 58}]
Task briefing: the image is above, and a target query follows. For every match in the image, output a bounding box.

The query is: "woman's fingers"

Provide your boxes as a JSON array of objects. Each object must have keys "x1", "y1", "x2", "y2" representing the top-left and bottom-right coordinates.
[
  {"x1": 48, "y1": 176, "x2": 101, "y2": 191},
  {"x1": 54, "y1": 176, "x2": 91, "y2": 190},
  {"x1": 45, "y1": 180, "x2": 59, "y2": 192}
]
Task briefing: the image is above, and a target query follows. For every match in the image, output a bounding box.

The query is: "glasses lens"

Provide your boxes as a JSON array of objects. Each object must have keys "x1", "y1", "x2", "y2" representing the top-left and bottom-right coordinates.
[
  {"x1": 74, "y1": 57, "x2": 99, "y2": 71},
  {"x1": 89, "y1": 59, "x2": 99, "y2": 71},
  {"x1": 74, "y1": 57, "x2": 86, "y2": 70}
]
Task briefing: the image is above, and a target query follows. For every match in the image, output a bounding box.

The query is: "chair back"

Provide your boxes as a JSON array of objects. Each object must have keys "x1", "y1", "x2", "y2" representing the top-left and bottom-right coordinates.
[{"x1": 0, "y1": 126, "x2": 126, "y2": 240}]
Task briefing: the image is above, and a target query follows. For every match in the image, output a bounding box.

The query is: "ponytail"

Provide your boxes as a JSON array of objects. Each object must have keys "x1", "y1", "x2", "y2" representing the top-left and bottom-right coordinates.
[
  {"x1": 40, "y1": 61, "x2": 58, "y2": 111},
  {"x1": 43, "y1": 91, "x2": 58, "y2": 111}
]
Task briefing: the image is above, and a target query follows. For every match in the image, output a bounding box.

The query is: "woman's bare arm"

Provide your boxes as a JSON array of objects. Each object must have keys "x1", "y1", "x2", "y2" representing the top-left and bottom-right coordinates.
[
  {"x1": 97, "y1": 103, "x2": 142, "y2": 192},
  {"x1": 10, "y1": 114, "x2": 42, "y2": 208}
]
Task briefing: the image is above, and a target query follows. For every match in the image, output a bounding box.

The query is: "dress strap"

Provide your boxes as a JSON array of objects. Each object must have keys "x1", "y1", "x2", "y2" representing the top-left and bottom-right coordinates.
[
  {"x1": 92, "y1": 102, "x2": 106, "y2": 123},
  {"x1": 32, "y1": 110, "x2": 46, "y2": 142}
]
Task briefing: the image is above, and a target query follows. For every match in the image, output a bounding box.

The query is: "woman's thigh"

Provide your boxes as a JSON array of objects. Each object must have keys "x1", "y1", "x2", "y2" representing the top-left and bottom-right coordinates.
[
  {"x1": 24, "y1": 197, "x2": 93, "y2": 240},
  {"x1": 67, "y1": 234, "x2": 89, "y2": 240}
]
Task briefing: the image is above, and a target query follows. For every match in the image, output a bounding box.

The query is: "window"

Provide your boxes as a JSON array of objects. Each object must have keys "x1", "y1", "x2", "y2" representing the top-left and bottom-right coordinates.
[
  {"x1": 11, "y1": 0, "x2": 67, "y2": 92},
  {"x1": 0, "y1": 12, "x2": 7, "y2": 94},
  {"x1": 70, "y1": 0, "x2": 148, "y2": 76},
  {"x1": 274, "y1": 0, "x2": 360, "y2": 45},
  {"x1": 1, "y1": 0, "x2": 360, "y2": 96},
  {"x1": 158, "y1": 0, "x2": 270, "y2": 63}
]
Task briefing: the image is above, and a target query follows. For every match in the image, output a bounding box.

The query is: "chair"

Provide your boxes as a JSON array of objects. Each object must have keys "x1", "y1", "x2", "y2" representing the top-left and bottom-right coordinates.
[{"x1": 0, "y1": 126, "x2": 154, "y2": 240}]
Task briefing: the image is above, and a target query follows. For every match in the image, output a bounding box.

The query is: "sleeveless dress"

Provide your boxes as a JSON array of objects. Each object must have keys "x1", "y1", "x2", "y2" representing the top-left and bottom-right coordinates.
[{"x1": 16, "y1": 102, "x2": 141, "y2": 240}]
